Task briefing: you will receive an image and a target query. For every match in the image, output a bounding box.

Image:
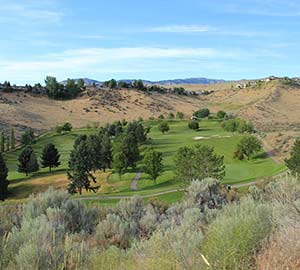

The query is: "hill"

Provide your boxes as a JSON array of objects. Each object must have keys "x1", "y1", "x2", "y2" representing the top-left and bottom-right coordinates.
[{"x1": 1, "y1": 78, "x2": 300, "y2": 160}]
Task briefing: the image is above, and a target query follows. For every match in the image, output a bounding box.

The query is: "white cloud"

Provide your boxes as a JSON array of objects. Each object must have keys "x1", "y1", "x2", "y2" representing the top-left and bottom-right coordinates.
[
  {"x1": 146, "y1": 24, "x2": 216, "y2": 33},
  {"x1": 0, "y1": 1, "x2": 64, "y2": 24}
]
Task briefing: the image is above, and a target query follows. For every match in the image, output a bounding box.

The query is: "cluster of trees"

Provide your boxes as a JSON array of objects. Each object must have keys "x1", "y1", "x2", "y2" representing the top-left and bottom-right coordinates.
[
  {"x1": 45, "y1": 76, "x2": 84, "y2": 99},
  {"x1": 67, "y1": 120, "x2": 150, "y2": 193},
  {"x1": 0, "y1": 128, "x2": 15, "y2": 153},
  {"x1": 234, "y1": 135, "x2": 262, "y2": 160},
  {"x1": 56, "y1": 122, "x2": 73, "y2": 134},
  {"x1": 193, "y1": 108, "x2": 210, "y2": 119},
  {"x1": 221, "y1": 118, "x2": 254, "y2": 133},
  {"x1": 18, "y1": 143, "x2": 60, "y2": 176},
  {"x1": 1, "y1": 81, "x2": 13, "y2": 92},
  {"x1": 67, "y1": 131, "x2": 112, "y2": 194},
  {"x1": 175, "y1": 144, "x2": 225, "y2": 182}
]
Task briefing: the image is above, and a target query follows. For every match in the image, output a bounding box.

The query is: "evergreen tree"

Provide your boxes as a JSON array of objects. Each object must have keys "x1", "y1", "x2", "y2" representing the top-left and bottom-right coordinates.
[
  {"x1": 0, "y1": 131, "x2": 5, "y2": 152},
  {"x1": 9, "y1": 128, "x2": 15, "y2": 149},
  {"x1": 41, "y1": 143, "x2": 61, "y2": 172},
  {"x1": 118, "y1": 133, "x2": 140, "y2": 169},
  {"x1": 21, "y1": 128, "x2": 35, "y2": 145},
  {"x1": 67, "y1": 140, "x2": 97, "y2": 194},
  {"x1": 0, "y1": 152, "x2": 9, "y2": 201},
  {"x1": 143, "y1": 148, "x2": 163, "y2": 184},
  {"x1": 285, "y1": 139, "x2": 300, "y2": 177},
  {"x1": 18, "y1": 146, "x2": 39, "y2": 176}
]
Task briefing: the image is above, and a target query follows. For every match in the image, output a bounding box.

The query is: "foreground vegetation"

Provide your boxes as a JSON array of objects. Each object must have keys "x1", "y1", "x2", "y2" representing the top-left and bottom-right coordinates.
[{"x1": 1, "y1": 176, "x2": 300, "y2": 269}]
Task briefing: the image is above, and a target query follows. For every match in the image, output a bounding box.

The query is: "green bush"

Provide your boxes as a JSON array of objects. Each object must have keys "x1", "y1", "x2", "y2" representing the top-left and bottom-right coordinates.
[
  {"x1": 202, "y1": 197, "x2": 272, "y2": 270},
  {"x1": 193, "y1": 108, "x2": 210, "y2": 118},
  {"x1": 221, "y1": 118, "x2": 254, "y2": 133},
  {"x1": 188, "y1": 120, "x2": 199, "y2": 130}
]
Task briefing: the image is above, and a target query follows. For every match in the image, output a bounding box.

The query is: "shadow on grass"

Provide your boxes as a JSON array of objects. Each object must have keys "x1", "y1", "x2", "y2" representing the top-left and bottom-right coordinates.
[{"x1": 9, "y1": 168, "x2": 67, "y2": 184}]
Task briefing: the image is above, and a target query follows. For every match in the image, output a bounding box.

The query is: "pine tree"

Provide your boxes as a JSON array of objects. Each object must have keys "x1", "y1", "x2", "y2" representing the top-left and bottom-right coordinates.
[
  {"x1": 67, "y1": 140, "x2": 98, "y2": 194},
  {"x1": 0, "y1": 152, "x2": 9, "y2": 201},
  {"x1": 18, "y1": 146, "x2": 39, "y2": 176},
  {"x1": 9, "y1": 128, "x2": 15, "y2": 149},
  {"x1": 41, "y1": 143, "x2": 60, "y2": 172},
  {"x1": 285, "y1": 139, "x2": 300, "y2": 177},
  {"x1": 0, "y1": 131, "x2": 5, "y2": 152}
]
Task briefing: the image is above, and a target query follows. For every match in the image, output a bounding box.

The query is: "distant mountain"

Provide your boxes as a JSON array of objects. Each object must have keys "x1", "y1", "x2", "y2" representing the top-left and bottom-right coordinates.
[{"x1": 62, "y1": 77, "x2": 226, "y2": 86}]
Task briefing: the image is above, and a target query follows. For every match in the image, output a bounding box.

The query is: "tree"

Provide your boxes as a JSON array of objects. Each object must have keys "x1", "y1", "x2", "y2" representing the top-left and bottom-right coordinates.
[
  {"x1": 0, "y1": 131, "x2": 4, "y2": 152},
  {"x1": 41, "y1": 143, "x2": 60, "y2": 172},
  {"x1": 132, "y1": 79, "x2": 145, "y2": 90},
  {"x1": 217, "y1": 110, "x2": 227, "y2": 119},
  {"x1": 193, "y1": 108, "x2": 210, "y2": 118},
  {"x1": 45, "y1": 76, "x2": 60, "y2": 98},
  {"x1": 158, "y1": 121, "x2": 169, "y2": 134},
  {"x1": 168, "y1": 112, "x2": 175, "y2": 119},
  {"x1": 9, "y1": 128, "x2": 15, "y2": 149},
  {"x1": 21, "y1": 128, "x2": 35, "y2": 145},
  {"x1": 285, "y1": 139, "x2": 300, "y2": 177},
  {"x1": 188, "y1": 120, "x2": 199, "y2": 130},
  {"x1": 56, "y1": 122, "x2": 72, "y2": 134},
  {"x1": 65, "y1": 79, "x2": 80, "y2": 98},
  {"x1": 143, "y1": 149, "x2": 163, "y2": 184},
  {"x1": 112, "y1": 152, "x2": 126, "y2": 179},
  {"x1": 235, "y1": 136, "x2": 262, "y2": 160},
  {"x1": 68, "y1": 140, "x2": 98, "y2": 194},
  {"x1": 175, "y1": 144, "x2": 225, "y2": 182},
  {"x1": 0, "y1": 152, "x2": 9, "y2": 201},
  {"x1": 77, "y1": 78, "x2": 85, "y2": 89},
  {"x1": 127, "y1": 121, "x2": 148, "y2": 145},
  {"x1": 18, "y1": 146, "x2": 39, "y2": 176},
  {"x1": 176, "y1": 111, "x2": 185, "y2": 119}
]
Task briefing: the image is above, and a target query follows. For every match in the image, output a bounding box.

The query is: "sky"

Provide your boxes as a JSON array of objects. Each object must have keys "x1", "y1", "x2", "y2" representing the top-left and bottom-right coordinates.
[{"x1": 0, "y1": 0, "x2": 300, "y2": 84}]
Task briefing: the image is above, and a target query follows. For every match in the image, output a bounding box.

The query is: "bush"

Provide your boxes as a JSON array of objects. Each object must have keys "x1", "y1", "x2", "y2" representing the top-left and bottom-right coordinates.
[
  {"x1": 216, "y1": 110, "x2": 227, "y2": 119},
  {"x1": 193, "y1": 108, "x2": 210, "y2": 118},
  {"x1": 176, "y1": 111, "x2": 185, "y2": 119},
  {"x1": 202, "y1": 197, "x2": 272, "y2": 270},
  {"x1": 188, "y1": 120, "x2": 199, "y2": 130},
  {"x1": 158, "y1": 121, "x2": 169, "y2": 134},
  {"x1": 221, "y1": 118, "x2": 254, "y2": 133}
]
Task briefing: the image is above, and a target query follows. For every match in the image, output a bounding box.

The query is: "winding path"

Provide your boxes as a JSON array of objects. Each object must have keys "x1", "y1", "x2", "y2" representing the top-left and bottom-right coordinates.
[{"x1": 130, "y1": 171, "x2": 142, "y2": 190}]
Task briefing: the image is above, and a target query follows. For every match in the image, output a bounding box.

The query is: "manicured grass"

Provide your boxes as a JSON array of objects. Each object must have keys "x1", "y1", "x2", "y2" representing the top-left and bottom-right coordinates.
[{"x1": 2, "y1": 120, "x2": 285, "y2": 203}]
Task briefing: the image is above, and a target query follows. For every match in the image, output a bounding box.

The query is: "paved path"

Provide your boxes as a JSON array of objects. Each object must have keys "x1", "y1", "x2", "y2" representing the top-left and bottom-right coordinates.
[{"x1": 130, "y1": 171, "x2": 142, "y2": 190}]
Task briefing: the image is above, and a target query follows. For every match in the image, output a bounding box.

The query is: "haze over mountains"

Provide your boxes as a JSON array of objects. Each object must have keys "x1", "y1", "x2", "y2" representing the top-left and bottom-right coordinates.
[{"x1": 65, "y1": 77, "x2": 226, "y2": 86}]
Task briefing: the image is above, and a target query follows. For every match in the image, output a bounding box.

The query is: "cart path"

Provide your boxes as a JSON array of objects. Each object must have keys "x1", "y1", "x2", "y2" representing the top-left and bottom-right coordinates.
[{"x1": 130, "y1": 171, "x2": 142, "y2": 190}]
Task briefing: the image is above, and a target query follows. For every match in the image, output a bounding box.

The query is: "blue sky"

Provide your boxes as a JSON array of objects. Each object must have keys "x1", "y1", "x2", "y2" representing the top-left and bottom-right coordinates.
[{"x1": 0, "y1": 0, "x2": 300, "y2": 84}]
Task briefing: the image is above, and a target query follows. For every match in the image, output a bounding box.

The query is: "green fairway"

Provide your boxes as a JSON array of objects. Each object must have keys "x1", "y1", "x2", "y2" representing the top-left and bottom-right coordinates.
[{"x1": 2, "y1": 120, "x2": 285, "y2": 202}]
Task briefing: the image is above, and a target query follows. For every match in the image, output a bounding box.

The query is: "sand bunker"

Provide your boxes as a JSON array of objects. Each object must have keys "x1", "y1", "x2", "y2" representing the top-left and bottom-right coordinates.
[{"x1": 193, "y1": 135, "x2": 232, "y2": 140}]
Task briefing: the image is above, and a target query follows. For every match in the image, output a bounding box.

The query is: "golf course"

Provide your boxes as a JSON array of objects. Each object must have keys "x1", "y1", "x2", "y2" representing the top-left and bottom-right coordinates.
[{"x1": 2, "y1": 119, "x2": 285, "y2": 204}]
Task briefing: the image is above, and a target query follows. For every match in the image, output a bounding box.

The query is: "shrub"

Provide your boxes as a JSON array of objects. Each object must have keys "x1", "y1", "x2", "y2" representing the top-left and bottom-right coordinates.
[
  {"x1": 202, "y1": 197, "x2": 272, "y2": 270},
  {"x1": 158, "y1": 121, "x2": 169, "y2": 134},
  {"x1": 188, "y1": 120, "x2": 199, "y2": 130},
  {"x1": 176, "y1": 111, "x2": 185, "y2": 119},
  {"x1": 193, "y1": 108, "x2": 210, "y2": 118},
  {"x1": 216, "y1": 110, "x2": 227, "y2": 119},
  {"x1": 221, "y1": 118, "x2": 254, "y2": 133}
]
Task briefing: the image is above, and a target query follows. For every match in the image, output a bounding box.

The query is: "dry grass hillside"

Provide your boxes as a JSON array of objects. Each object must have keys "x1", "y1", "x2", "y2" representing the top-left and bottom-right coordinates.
[{"x1": 1, "y1": 79, "x2": 300, "y2": 160}]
